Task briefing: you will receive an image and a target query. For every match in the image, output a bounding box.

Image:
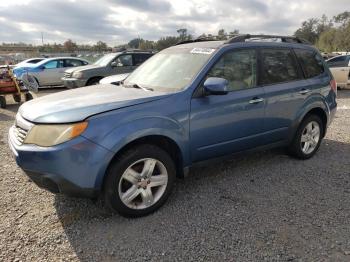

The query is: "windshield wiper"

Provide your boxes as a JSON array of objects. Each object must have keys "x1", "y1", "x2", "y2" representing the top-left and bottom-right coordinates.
[{"x1": 124, "y1": 83, "x2": 153, "y2": 91}]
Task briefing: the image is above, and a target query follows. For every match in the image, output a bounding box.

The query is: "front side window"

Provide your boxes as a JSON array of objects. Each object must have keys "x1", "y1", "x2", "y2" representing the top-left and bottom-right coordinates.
[
  {"x1": 94, "y1": 53, "x2": 118, "y2": 67},
  {"x1": 295, "y1": 49, "x2": 325, "y2": 78},
  {"x1": 207, "y1": 49, "x2": 257, "y2": 91},
  {"x1": 43, "y1": 60, "x2": 63, "y2": 69},
  {"x1": 260, "y1": 49, "x2": 300, "y2": 85},
  {"x1": 115, "y1": 55, "x2": 133, "y2": 67}
]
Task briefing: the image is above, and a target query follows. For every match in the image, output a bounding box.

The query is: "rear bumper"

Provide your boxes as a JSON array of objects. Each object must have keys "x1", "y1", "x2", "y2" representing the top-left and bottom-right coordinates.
[
  {"x1": 62, "y1": 77, "x2": 87, "y2": 88},
  {"x1": 8, "y1": 126, "x2": 114, "y2": 198}
]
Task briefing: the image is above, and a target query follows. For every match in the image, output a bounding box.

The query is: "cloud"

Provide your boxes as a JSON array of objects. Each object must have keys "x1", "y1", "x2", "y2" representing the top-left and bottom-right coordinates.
[{"x1": 0, "y1": 0, "x2": 348, "y2": 45}]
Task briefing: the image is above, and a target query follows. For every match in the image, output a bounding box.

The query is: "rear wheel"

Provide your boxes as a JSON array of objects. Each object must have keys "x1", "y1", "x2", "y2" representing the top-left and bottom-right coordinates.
[
  {"x1": 288, "y1": 115, "x2": 324, "y2": 159},
  {"x1": 104, "y1": 144, "x2": 176, "y2": 217}
]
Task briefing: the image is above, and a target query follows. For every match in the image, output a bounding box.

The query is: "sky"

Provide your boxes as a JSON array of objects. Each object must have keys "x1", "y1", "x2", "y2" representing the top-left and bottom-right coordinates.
[{"x1": 0, "y1": 0, "x2": 348, "y2": 46}]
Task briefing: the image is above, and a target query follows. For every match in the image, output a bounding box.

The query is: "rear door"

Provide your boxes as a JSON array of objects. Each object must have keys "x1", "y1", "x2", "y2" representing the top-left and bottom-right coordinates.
[
  {"x1": 327, "y1": 55, "x2": 350, "y2": 87},
  {"x1": 190, "y1": 48, "x2": 266, "y2": 162},
  {"x1": 133, "y1": 53, "x2": 153, "y2": 67},
  {"x1": 259, "y1": 48, "x2": 307, "y2": 143}
]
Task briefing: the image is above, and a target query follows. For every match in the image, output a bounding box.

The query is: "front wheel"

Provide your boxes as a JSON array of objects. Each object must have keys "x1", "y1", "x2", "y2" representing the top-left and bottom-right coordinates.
[
  {"x1": 288, "y1": 115, "x2": 324, "y2": 159},
  {"x1": 104, "y1": 144, "x2": 176, "y2": 217}
]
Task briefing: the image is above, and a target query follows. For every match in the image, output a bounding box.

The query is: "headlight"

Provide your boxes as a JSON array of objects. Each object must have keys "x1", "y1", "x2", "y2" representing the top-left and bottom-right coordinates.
[
  {"x1": 72, "y1": 71, "x2": 83, "y2": 79},
  {"x1": 24, "y1": 122, "x2": 88, "y2": 147}
]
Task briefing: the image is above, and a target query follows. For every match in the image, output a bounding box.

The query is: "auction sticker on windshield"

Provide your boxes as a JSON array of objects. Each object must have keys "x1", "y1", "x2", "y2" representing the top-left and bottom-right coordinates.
[{"x1": 190, "y1": 48, "x2": 215, "y2": 55}]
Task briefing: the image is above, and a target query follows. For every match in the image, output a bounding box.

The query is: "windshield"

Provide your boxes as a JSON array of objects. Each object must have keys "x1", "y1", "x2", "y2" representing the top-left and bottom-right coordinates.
[
  {"x1": 94, "y1": 53, "x2": 118, "y2": 66},
  {"x1": 124, "y1": 47, "x2": 215, "y2": 91}
]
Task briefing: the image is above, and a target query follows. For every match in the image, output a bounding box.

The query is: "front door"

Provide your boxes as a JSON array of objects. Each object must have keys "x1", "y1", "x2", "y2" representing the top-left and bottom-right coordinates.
[
  {"x1": 190, "y1": 48, "x2": 266, "y2": 162},
  {"x1": 36, "y1": 59, "x2": 64, "y2": 86},
  {"x1": 112, "y1": 54, "x2": 136, "y2": 74}
]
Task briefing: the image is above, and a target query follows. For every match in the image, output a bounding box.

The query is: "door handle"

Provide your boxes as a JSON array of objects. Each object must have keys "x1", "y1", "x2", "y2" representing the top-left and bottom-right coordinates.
[
  {"x1": 249, "y1": 97, "x2": 264, "y2": 104},
  {"x1": 299, "y1": 89, "x2": 310, "y2": 95}
]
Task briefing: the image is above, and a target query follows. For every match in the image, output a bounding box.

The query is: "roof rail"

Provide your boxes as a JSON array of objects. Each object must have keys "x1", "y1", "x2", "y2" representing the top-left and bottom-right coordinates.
[
  {"x1": 175, "y1": 34, "x2": 239, "y2": 46},
  {"x1": 225, "y1": 34, "x2": 311, "y2": 44}
]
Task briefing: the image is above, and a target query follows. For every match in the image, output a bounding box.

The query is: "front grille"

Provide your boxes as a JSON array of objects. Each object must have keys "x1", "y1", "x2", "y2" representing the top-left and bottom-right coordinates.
[
  {"x1": 12, "y1": 114, "x2": 33, "y2": 145},
  {"x1": 13, "y1": 126, "x2": 28, "y2": 145},
  {"x1": 64, "y1": 72, "x2": 72, "y2": 78}
]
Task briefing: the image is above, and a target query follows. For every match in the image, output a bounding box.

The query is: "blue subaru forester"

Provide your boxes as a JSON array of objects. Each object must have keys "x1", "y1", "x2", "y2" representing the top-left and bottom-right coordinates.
[{"x1": 9, "y1": 35, "x2": 337, "y2": 217}]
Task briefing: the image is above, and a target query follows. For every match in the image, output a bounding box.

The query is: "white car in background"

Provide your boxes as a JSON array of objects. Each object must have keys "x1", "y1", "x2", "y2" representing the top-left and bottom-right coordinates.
[
  {"x1": 99, "y1": 73, "x2": 129, "y2": 85},
  {"x1": 14, "y1": 58, "x2": 45, "y2": 68},
  {"x1": 13, "y1": 57, "x2": 90, "y2": 87},
  {"x1": 326, "y1": 55, "x2": 350, "y2": 89}
]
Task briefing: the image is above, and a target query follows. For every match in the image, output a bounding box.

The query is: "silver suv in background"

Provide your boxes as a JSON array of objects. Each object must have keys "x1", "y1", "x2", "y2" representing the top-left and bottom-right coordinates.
[{"x1": 62, "y1": 51, "x2": 154, "y2": 88}]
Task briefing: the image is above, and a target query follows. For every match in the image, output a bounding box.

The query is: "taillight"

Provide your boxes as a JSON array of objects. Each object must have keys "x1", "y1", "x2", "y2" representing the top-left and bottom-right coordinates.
[{"x1": 330, "y1": 79, "x2": 337, "y2": 95}]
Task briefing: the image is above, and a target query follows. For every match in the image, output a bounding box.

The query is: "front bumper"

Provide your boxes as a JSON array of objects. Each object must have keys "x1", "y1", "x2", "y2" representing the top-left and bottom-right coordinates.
[
  {"x1": 62, "y1": 77, "x2": 87, "y2": 88},
  {"x1": 8, "y1": 126, "x2": 114, "y2": 198}
]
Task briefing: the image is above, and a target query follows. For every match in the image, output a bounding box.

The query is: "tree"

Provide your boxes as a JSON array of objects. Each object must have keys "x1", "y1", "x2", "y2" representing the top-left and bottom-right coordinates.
[
  {"x1": 177, "y1": 28, "x2": 187, "y2": 40},
  {"x1": 217, "y1": 29, "x2": 226, "y2": 40},
  {"x1": 128, "y1": 38, "x2": 142, "y2": 49},
  {"x1": 155, "y1": 36, "x2": 179, "y2": 50},
  {"x1": 94, "y1": 41, "x2": 108, "y2": 52},
  {"x1": 333, "y1": 11, "x2": 350, "y2": 26},
  {"x1": 317, "y1": 28, "x2": 338, "y2": 52},
  {"x1": 294, "y1": 18, "x2": 320, "y2": 44},
  {"x1": 63, "y1": 39, "x2": 77, "y2": 52}
]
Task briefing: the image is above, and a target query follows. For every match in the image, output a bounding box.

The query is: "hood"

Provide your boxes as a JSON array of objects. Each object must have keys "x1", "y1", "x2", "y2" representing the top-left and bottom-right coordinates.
[
  {"x1": 65, "y1": 64, "x2": 100, "y2": 74},
  {"x1": 99, "y1": 73, "x2": 129, "y2": 85},
  {"x1": 19, "y1": 85, "x2": 170, "y2": 123}
]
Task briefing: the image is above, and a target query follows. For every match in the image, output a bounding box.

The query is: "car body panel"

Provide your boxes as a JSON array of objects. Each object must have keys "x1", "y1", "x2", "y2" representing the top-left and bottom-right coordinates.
[{"x1": 19, "y1": 84, "x2": 171, "y2": 123}]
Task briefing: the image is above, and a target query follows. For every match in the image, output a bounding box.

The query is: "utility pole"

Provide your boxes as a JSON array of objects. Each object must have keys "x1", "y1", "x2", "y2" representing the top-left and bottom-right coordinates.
[{"x1": 41, "y1": 32, "x2": 44, "y2": 45}]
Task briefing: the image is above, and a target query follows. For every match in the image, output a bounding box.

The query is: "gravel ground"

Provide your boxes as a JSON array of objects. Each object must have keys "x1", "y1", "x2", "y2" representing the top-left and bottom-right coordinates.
[{"x1": 0, "y1": 89, "x2": 350, "y2": 261}]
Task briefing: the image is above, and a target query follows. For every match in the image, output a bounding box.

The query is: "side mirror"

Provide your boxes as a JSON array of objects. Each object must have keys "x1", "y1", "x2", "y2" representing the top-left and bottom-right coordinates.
[
  {"x1": 39, "y1": 65, "x2": 45, "y2": 70},
  {"x1": 203, "y1": 77, "x2": 229, "y2": 95},
  {"x1": 111, "y1": 61, "x2": 119, "y2": 67}
]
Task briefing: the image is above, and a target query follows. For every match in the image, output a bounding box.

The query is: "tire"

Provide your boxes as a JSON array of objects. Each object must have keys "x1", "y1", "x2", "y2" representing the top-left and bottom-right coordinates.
[
  {"x1": 104, "y1": 144, "x2": 176, "y2": 217},
  {"x1": 0, "y1": 96, "x2": 6, "y2": 109},
  {"x1": 288, "y1": 114, "x2": 324, "y2": 159},
  {"x1": 13, "y1": 94, "x2": 21, "y2": 103},
  {"x1": 25, "y1": 92, "x2": 33, "y2": 101},
  {"x1": 86, "y1": 77, "x2": 102, "y2": 86}
]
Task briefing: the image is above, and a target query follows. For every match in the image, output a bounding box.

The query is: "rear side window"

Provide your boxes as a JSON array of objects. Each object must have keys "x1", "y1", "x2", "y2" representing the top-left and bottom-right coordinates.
[
  {"x1": 295, "y1": 49, "x2": 325, "y2": 78},
  {"x1": 64, "y1": 59, "x2": 84, "y2": 67},
  {"x1": 134, "y1": 54, "x2": 152, "y2": 66},
  {"x1": 326, "y1": 55, "x2": 350, "y2": 68},
  {"x1": 259, "y1": 49, "x2": 300, "y2": 85}
]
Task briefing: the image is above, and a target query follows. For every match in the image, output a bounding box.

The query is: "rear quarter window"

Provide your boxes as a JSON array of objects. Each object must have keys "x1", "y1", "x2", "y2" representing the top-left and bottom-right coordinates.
[{"x1": 294, "y1": 49, "x2": 325, "y2": 78}]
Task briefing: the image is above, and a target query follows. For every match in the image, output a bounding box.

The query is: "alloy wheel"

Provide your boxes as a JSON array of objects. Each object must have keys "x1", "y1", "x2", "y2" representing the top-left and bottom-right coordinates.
[
  {"x1": 118, "y1": 158, "x2": 168, "y2": 210},
  {"x1": 300, "y1": 121, "x2": 320, "y2": 155}
]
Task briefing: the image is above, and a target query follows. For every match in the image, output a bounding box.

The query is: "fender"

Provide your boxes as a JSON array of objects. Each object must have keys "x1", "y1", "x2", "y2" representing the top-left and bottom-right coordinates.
[
  {"x1": 288, "y1": 93, "x2": 330, "y2": 141},
  {"x1": 85, "y1": 116, "x2": 189, "y2": 189}
]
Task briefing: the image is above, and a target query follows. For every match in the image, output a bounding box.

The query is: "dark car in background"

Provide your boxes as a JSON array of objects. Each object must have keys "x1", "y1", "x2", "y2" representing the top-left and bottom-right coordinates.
[{"x1": 62, "y1": 50, "x2": 154, "y2": 88}]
